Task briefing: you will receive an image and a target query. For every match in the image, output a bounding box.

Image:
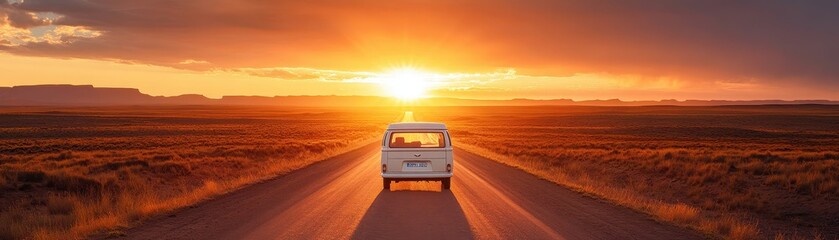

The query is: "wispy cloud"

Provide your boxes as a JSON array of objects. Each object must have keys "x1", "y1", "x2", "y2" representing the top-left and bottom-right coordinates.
[
  {"x1": 228, "y1": 67, "x2": 517, "y2": 91},
  {"x1": 178, "y1": 59, "x2": 210, "y2": 65},
  {"x1": 231, "y1": 67, "x2": 377, "y2": 81}
]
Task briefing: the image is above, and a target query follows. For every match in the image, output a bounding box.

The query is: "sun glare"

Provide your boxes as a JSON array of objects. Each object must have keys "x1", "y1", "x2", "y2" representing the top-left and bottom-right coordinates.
[{"x1": 380, "y1": 68, "x2": 433, "y2": 100}]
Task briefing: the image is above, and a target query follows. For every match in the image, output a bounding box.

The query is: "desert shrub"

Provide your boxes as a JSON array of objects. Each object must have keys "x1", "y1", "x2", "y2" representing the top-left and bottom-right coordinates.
[
  {"x1": 654, "y1": 203, "x2": 700, "y2": 225},
  {"x1": 729, "y1": 221, "x2": 760, "y2": 240},
  {"x1": 46, "y1": 152, "x2": 74, "y2": 161},
  {"x1": 789, "y1": 172, "x2": 820, "y2": 194},
  {"x1": 818, "y1": 180, "x2": 838, "y2": 195},
  {"x1": 47, "y1": 195, "x2": 75, "y2": 215},
  {"x1": 738, "y1": 160, "x2": 768, "y2": 175},
  {"x1": 729, "y1": 192, "x2": 762, "y2": 212},
  {"x1": 150, "y1": 154, "x2": 173, "y2": 161},
  {"x1": 91, "y1": 159, "x2": 149, "y2": 173},
  {"x1": 765, "y1": 175, "x2": 786, "y2": 186},
  {"x1": 15, "y1": 170, "x2": 46, "y2": 183},
  {"x1": 150, "y1": 163, "x2": 191, "y2": 176},
  {"x1": 45, "y1": 173, "x2": 102, "y2": 194},
  {"x1": 698, "y1": 216, "x2": 760, "y2": 240}
]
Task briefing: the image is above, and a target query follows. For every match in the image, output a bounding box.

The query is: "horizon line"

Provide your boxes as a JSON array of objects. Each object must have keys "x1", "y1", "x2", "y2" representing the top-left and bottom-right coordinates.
[{"x1": 2, "y1": 84, "x2": 838, "y2": 103}]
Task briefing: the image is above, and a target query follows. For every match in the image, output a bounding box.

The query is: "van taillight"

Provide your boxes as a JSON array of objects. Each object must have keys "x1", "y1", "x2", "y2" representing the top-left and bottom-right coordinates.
[
  {"x1": 446, "y1": 164, "x2": 452, "y2": 172},
  {"x1": 382, "y1": 164, "x2": 387, "y2": 172}
]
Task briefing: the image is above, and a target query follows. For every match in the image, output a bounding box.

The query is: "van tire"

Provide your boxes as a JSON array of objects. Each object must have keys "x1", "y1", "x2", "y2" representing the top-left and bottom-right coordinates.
[
  {"x1": 442, "y1": 178, "x2": 451, "y2": 190},
  {"x1": 383, "y1": 178, "x2": 391, "y2": 190}
]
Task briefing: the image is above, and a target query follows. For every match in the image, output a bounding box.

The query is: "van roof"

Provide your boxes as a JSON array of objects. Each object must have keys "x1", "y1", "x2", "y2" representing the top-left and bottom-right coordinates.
[{"x1": 387, "y1": 122, "x2": 447, "y2": 130}]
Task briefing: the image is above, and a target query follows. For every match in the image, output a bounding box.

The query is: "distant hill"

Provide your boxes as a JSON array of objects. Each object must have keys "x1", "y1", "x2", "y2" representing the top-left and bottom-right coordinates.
[{"x1": 1, "y1": 84, "x2": 837, "y2": 106}]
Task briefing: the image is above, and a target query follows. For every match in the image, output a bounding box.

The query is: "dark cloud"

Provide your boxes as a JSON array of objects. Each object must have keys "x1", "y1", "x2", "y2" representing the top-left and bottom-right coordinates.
[
  {"x1": 2, "y1": 0, "x2": 345, "y2": 69},
  {"x1": 0, "y1": 7, "x2": 50, "y2": 28},
  {"x1": 1, "y1": 0, "x2": 838, "y2": 88}
]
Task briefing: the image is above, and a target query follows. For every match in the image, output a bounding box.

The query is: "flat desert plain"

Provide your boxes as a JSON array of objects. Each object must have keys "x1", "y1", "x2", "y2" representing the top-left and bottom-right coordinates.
[{"x1": 1, "y1": 105, "x2": 838, "y2": 239}]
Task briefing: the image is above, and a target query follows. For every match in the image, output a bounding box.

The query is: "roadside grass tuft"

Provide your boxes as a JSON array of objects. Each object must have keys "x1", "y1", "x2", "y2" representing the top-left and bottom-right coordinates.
[{"x1": 654, "y1": 203, "x2": 700, "y2": 225}]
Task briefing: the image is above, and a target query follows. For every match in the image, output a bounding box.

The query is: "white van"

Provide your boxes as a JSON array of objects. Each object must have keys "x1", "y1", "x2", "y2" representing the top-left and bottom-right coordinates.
[{"x1": 381, "y1": 122, "x2": 453, "y2": 190}]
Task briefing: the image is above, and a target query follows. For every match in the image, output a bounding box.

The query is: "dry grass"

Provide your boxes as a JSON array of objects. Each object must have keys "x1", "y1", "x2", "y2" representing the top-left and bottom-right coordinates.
[
  {"x1": 0, "y1": 106, "x2": 401, "y2": 239},
  {"x1": 415, "y1": 105, "x2": 839, "y2": 239},
  {"x1": 655, "y1": 203, "x2": 700, "y2": 225}
]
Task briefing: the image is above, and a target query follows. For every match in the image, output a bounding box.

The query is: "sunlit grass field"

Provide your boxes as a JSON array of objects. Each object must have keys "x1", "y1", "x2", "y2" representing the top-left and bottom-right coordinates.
[
  {"x1": 0, "y1": 106, "x2": 401, "y2": 239},
  {"x1": 416, "y1": 105, "x2": 839, "y2": 239}
]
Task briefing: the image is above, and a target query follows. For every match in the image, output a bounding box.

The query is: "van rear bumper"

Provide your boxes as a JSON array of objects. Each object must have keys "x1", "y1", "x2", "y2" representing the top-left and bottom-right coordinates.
[{"x1": 382, "y1": 173, "x2": 452, "y2": 179}]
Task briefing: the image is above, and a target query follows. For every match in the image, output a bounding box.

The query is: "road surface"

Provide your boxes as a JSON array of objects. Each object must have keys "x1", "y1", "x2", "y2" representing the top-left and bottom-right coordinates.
[{"x1": 116, "y1": 113, "x2": 701, "y2": 240}]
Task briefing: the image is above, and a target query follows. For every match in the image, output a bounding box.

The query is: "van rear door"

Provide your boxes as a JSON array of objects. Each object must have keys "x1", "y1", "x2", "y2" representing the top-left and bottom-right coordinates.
[{"x1": 385, "y1": 131, "x2": 449, "y2": 173}]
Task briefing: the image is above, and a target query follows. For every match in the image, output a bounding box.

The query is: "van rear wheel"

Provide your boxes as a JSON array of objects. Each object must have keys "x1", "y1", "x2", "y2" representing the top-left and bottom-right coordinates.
[
  {"x1": 442, "y1": 178, "x2": 451, "y2": 190},
  {"x1": 383, "y1": 178, "x2": 391, "y2": 190}
]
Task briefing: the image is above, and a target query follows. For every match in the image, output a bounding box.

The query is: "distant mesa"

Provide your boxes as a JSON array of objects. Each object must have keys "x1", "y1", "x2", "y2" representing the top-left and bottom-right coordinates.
[
  {"x1": 0, "y1": 84, "x2": 836, "y2": 107},
  {"x1": 0, "y1": 85, "x2": 150, "y2": 106}
]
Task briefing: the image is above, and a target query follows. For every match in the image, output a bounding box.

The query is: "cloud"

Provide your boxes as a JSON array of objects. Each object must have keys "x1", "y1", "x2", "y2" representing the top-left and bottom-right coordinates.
[
  {"x1": 0, "y1": 0, "x2": 837, "y2": 91},
  {"x1": 178, "y1": 59, "x2": 210, "y2": 65},
  {"x1": 0, "y1": 24, "x2": 101, "y2": 46},
  {"x1": 0, "y1": 2, "x2": 53, "y2": 28},
  {"x1": 230, "y1": 67, "x2": 515, "y2": 89},
  {"x1": 433, "y1": 87, "x2": 510, "y2": 94},
  {"x1": 1, "y1": 2, "x2": 101, "y2": 47},
  {"x1": 232, "y1": 68, "x2": 376, "y2": 81}
]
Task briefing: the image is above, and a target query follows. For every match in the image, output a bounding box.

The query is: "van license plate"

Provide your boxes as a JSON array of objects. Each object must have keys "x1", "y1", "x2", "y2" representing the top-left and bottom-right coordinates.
[{"x1": 406, "y1": 162, "x2": 428, "y2": 168}]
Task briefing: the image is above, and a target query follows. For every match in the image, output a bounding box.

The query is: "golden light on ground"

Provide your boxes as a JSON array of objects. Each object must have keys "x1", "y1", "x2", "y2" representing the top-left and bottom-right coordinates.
[{"x1": 379, "y1": 68, "x2": 434, "y2": 100}]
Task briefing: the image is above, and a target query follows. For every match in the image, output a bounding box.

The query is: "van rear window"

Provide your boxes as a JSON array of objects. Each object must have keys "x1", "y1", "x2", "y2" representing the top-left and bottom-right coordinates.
[{"x1": 389, "y1": 132, "x2": 445, "y2": 148}]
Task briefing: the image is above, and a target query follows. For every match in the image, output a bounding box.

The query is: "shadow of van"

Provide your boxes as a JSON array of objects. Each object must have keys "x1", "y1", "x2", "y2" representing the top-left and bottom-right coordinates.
[{"x1": 351, "y1": 190, "x2": 473, "y2": 240}]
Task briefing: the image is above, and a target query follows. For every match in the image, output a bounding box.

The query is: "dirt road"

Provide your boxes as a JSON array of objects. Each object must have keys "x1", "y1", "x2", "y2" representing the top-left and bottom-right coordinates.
[{"x1": 118, "y1": 142, "x2": 701, "y2": 239}]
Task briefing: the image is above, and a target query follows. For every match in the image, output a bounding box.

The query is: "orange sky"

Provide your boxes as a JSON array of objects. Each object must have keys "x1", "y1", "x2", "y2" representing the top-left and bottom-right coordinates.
[{"x1": 1, "y1": 0, "x2": 838, "y2": 100}]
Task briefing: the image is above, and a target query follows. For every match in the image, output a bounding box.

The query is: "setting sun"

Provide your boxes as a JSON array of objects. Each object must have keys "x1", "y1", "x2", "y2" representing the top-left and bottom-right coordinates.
[{"x1": 380, "y1": 68, "x2": 434, "y2": 100}]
